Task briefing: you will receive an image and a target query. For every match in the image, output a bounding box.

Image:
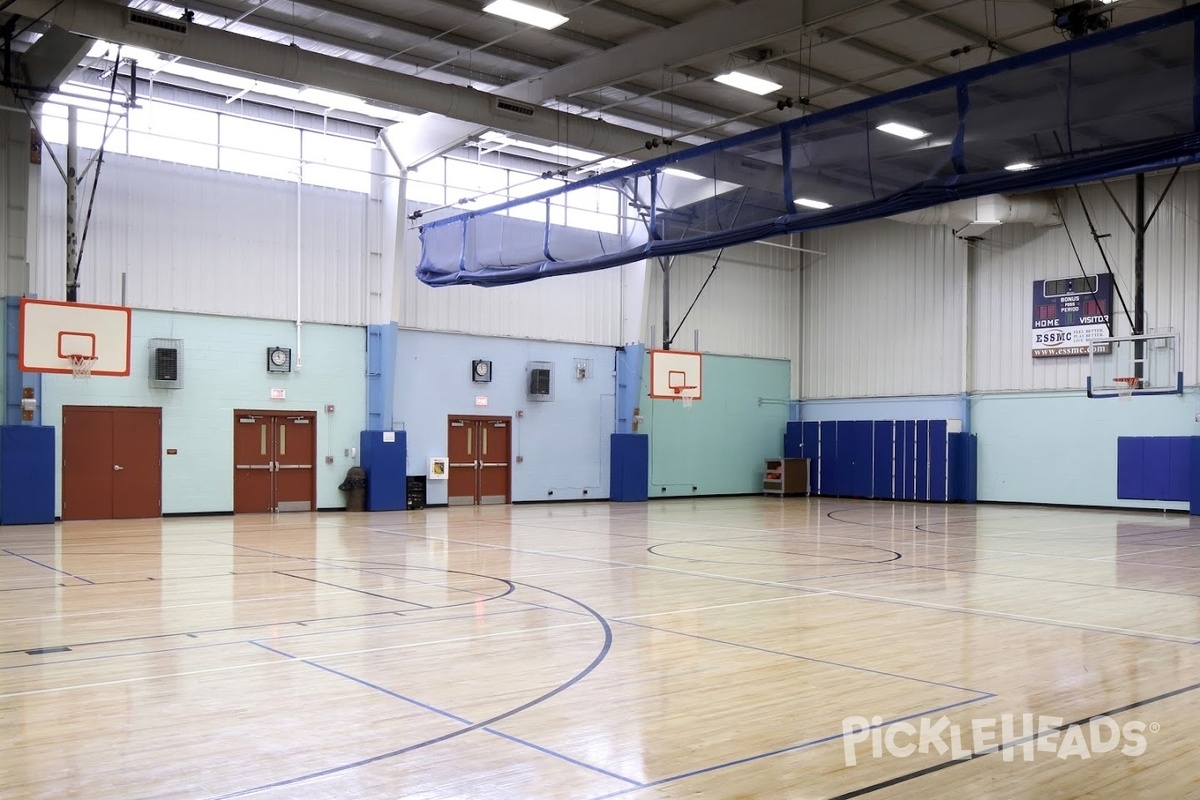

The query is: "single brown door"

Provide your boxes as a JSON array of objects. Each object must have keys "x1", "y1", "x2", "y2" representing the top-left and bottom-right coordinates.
[
  {"x1": 233, "y1": 411, "x2": 316, "y2": 513},
  {"x1": 446, "y1": 416, "x2": 511, "y2": 505},
  {"x1": 62, "y1": 406, "x2": 161, "y2": 521},
  {"x1": 478, "y1": 418, "x2": 510, "y2": 505},
  {"x1": 233, "y1": 413, "x2": 274, "y2": 513},
  {"x1": 275, "y1": 415, "x2": 316, "y2": 512}
]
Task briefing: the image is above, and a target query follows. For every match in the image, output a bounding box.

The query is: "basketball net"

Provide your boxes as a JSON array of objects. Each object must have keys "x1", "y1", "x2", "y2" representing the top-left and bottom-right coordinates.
[
  {"x1": 69, "y1": 354, "x2": 98, "y2": 380},
  {"x1": 673, "y1": 386, "x2": 696, "y2": 410},
  {"x1": 1115, "y1": 377, "x2": 1137, "y2": 403}
]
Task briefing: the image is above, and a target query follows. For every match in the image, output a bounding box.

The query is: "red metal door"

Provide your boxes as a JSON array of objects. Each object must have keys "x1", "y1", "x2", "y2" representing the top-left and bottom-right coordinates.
[
  {"x1": 446, "y1": 416, "x2": 511, "y2": 505},
  {"x1": 447, "y1": 417, "x2": 476, "y2": 506},
  {"x1": 233, "y1": 412, "x2": 273, "y2": 513},
  {"x1": 62, "y1": 406, "x2": 162, "y2": 521},
  {"x1": 112, "y1": 408, "x2": 161, "y2": 519},
  {"x1": 478, "y1": 418, "x2": 510, "y2": 505},
  {"x1": 275, "y1": 414, "x2": 316, "y2": 512},
  {"x1": 62, "y1": 407, "x2": 114, "y2": 521},
  {"x1": 233, "y1": 411, "x2": 316, "y2": 513}
]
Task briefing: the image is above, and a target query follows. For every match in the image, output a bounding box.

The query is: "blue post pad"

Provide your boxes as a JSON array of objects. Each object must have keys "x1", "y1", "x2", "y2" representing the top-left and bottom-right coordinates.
[
  {"x1": 359, "y1": 430, "x2": 408, "y2": 511},
  {"x1": 610, "y1": 434, "x2": 649, "y2": 502},
  {"x1": 1, "y1": 425, "x2": 56, "y2": 524}
]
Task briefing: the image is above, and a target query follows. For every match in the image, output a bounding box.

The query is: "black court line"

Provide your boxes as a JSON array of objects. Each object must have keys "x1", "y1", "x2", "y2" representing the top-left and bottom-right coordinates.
[
  {"x1": 907, "y1": 562, "x2": 1200, "y2": 599},
  {"x1": 211, "y1": 580, "x2": 615, "y2": 799},
  {"x1": 251, "y1": 640, "x2": 641, "y2": 787},
  {"x1": 827, "y1": 680, "x2": 1200, "y2": 799},
  {"x1": 589, "y1": 695, "x2": 991, "y2": 800},
  {"x1": 614, "y1": 618, "x2": 992, "y2": 697},
  {"x1": 646, "y1": 540, "x2": 902, "y2": 567},
  {"x1": 2, "y1": 549, "x2": 95, "y2": 585},
  {"x1": 273, "y1": 571, "x2": 435, "y2": 609}
]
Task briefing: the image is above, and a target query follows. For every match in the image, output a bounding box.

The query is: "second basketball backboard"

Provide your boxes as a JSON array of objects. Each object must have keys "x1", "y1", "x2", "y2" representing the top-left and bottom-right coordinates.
[
  {"x1": 19, "y1": 298, "x2": 132, "y2": 376},
  {"x1": 649, "y1": 349, "x2": 702, "y2": 400}
]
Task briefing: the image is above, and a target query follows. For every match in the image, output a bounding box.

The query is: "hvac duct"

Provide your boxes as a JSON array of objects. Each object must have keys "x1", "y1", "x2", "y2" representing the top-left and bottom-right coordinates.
[
  {"x1": 5, "y1": 0, "x2": 659, "y2": 159},
  {"x1": 889, "y1": 193, "x2": 1062, "y2": 237}
]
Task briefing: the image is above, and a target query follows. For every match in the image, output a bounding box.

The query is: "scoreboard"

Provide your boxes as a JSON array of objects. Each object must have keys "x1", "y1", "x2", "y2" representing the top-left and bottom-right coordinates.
[{"x1": 1031, "y1": 274, "x2": 1112, "y2": 358}]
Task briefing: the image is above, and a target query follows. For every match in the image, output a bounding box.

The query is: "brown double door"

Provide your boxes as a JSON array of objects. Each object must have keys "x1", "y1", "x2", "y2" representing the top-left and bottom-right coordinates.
[
  {"x1": 62, "y1": 406, "x2": 162, "y2": 521},
  {"x1": 233, "y1": 411, "x2": 316, "y2": 513},
  {"x1": 448, "y1": 416, "x2": 511, "y2": 505}
]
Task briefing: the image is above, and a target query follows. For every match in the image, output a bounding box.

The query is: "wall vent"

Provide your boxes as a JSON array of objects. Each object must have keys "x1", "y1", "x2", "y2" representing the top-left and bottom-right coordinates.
[
  {"x1": 527, "y1": 361, "x2": 554, "y2": 401},
  {"x1": 126, "y1": 10, "x2": 190, "y2": 37},
  {"x1": 494, "y1": 98, "x2": 536, "y2": 118},
  {"x1": 148, "y1": 338, "x2": 184, "y2": 389}
]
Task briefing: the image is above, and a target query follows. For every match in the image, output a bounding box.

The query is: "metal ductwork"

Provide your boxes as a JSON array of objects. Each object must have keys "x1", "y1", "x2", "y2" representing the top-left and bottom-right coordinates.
[
  {"x1": 4, "y1": 0, "x2": 662, "y2": 160},
  {"x1": 889, "y1": 193, "x2": 1062, "y2": 238}
]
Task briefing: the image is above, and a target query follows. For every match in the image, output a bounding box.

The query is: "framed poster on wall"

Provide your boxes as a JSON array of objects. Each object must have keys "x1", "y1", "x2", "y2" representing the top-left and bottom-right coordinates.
[{"x1": 428, "y1": 457, "x2": 448, "y2": 480}]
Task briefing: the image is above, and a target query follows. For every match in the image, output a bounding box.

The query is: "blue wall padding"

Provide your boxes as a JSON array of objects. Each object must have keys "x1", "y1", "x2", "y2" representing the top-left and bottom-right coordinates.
[
  {"x1": 784, "y1": 421, "x2": 803, "y2": 458},
  {"x1": 873, "y1": 421, "x2": 894, "y2": 499},
  {"x1": 610, "y1": 433, "x2": 649, "y2": 501},
  {"x1": 1118, "y1": 436, "x2": 1190, "y2": 502},
  {"x1": 804, "y1": 419, "x2": 971, "y2": 504},
  {"x1": 928, "y1": 420, "x2": 948, "y2": 502},
  {"x1": 359, "y1": 430, "x2": 408, "y2": 511},
  {"x1": 1190, "y1": 438, "x2": 1200, "y2": 514},
  {"x1": 0, "y1": 425, "x2": 56, "y2": 524},
  {"x1": 915, "y1": 420, "x2": 929, "y2": 500}
]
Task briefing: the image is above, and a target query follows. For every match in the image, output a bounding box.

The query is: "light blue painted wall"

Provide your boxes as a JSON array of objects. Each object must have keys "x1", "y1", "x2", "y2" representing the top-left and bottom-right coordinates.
[
  {"x1": 972, "y1": 390, "x2": 1199, "y2": 510},
  {"x1": 799, "y1": 395, "x2": 965, "y2": 424},
  {"x1": 394, "y1": 329, "x2": 615, "y2": 504},
  {"x1": 41, "y1": 310, "x2": 367, "y2": 514},
  {"x1": 641, "y1": 354, "x2": 790, "y2": 496}
]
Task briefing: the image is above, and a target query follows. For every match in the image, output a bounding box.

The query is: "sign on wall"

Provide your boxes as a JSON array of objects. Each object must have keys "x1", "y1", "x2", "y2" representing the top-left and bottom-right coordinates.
[{"x1": 1031, "y1": 274, "x2": 1112, "y2": 358}]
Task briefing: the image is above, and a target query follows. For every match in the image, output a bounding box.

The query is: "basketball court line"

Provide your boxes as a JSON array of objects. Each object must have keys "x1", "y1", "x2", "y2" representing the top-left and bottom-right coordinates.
[
  {"x1": 250, "y1": 640, "x2": 644, "y2": 788},
  {"x1": 208, "y1": 580, "x2": 615, "y2": 800},
  {"x1": 615, "y1": 617, "x2": 994, "y2": 696},
  {"x1": 907, "y1": 561, "x2": 1200, "y2": 599},
  {"x1": 273, "y1": 570, "x2": 435, "y2": 609},
  {"x1": 611, "y1": 591, "x2": 830, "y2": 621},
  {"x1": 2, "y1": 549, "x2": 95, "y2": 584},
  {"x1": 825, "y1": 679, "x2": 1200, "y2": 800},
  {"x1": 357, "y1": 523, "x2": 1197, "y2": 643},
  {"x1": 588, "y1": 695, "x2": 992, "y2": 800}
]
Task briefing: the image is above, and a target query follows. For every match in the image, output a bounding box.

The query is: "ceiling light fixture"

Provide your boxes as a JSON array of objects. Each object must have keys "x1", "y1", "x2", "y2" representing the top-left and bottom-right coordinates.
[
  {"x1": 483, "y1": 0, "x2": 569, "y2": 29},
  {"x1": 876, "y1": 122, "x2": 930, "y2": 140},
  {"x1": 714, "y1": 71, "x2": 782, "y2": 96},
  {"x1": 664, "y1": 167, "x2": 703, "y2": 180},
  {"x1": 795, "y1": 197, "x2": 832, "y2": 210},
  {"x1": 1005, "y1": 162, "x2": 1035, "y2": 171}
]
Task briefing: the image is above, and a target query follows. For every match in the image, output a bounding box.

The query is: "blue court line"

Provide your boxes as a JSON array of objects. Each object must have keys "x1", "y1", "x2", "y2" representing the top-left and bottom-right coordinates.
[
  {"x1": 614, "y1": 618, "x2": 992, "y2": 697},
  {"x1": 250, "y1": 640, "x2": 642, "y2": 787},
  {"x1": 209, "y1": 580, "x2": 617, "y2": 799},
  {"x1": 589, "y1": 694, "x2": 992, "y2": 800},
  {"x1": 273, "y1": 570, "x2": 435, "y2": 609},
  {"x1": 2, "y1": 549, "x2": 95, "y2": 584}
]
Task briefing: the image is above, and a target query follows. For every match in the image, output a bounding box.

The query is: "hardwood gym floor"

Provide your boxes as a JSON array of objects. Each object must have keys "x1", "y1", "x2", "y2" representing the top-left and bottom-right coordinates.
[{"x1": 3, "y1": 498, "x2": 1199, "y2": 799}]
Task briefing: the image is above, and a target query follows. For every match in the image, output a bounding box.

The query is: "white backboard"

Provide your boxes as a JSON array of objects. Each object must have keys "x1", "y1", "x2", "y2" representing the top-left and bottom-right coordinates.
[{"x1": 19, "y1": 298, "x2": 132, "y2": 376}]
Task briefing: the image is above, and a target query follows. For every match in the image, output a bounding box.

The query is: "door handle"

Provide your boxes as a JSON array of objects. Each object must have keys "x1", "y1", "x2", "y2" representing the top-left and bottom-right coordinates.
[{"x1": 113, "y1": 464, "x2": 124, "y2": 471}]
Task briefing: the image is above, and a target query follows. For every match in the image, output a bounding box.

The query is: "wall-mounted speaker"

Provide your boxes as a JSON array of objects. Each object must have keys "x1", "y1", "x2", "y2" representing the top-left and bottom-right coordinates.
[{"x1": 148, "y1": 338, "x2": 184, "y2": 389}]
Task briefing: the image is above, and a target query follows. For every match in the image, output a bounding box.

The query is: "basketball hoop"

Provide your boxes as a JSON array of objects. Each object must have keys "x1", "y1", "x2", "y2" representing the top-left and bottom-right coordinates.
[
  {"x1": 68, "y1": 354, "x2": 98, "y2": 380},
  {"x1": 673, "y1": 385, "x2": 697, "y2": 410},
  {"x1": 1114, "y1": 376, "x2": 1138, "y2": 402}
]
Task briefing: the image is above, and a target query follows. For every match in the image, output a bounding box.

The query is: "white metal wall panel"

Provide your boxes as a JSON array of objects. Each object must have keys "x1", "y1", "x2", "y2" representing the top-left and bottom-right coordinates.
[
  {"x1": 800, "y1": 218, "x2": 965, "y2": 399},
  {"x1": 35, "y1": 150, "x2": 372, "y2": 325},
  {"x1": 641, "y1": 241, "x2": 801, "y2": 377},
  {"x1": 971, "y1": 172, "x2": 1200, "y2": 392},
  {"x1": 397, "y1": 207, "x2": 623, "y2": 345}
]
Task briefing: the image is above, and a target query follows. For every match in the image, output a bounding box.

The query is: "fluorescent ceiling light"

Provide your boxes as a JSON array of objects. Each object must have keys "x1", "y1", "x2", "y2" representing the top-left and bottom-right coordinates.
[
  {"x1": 1005, "y1": 162, "x2": 1035, "y2": 171},
  {"x1": 664, "y1": 167, "x2": 703, "y2": 180},
  {"x1": 795, "y1": 197, "x2": 831, "y2": 210},
  {"x1": 714, "y1": 71, "x2": 782, "y2": 96},
  {"x1": 483, "y1": 0, "x2": 569, "y2": 29},
  {"x1": 877, "y1": 122, "x2": 930, "y2": 140}
]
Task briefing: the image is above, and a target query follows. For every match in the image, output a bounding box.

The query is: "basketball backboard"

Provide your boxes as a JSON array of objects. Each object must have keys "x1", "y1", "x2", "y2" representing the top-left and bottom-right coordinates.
[
  {"x1": 1087, "y1": 333, "x2": 1182, "y2": 398},
  {"x1": 19, "y1": 298, "x2": 132, "y2": 377},
  {"x1": 649, "y1": 349, "x2": 702, "y2": 400}
]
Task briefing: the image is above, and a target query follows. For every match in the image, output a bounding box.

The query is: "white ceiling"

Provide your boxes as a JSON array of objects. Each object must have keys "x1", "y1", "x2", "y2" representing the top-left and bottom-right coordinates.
[{"x1": 3, "y1": 0, "x2": 1182, "y2": 167}]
